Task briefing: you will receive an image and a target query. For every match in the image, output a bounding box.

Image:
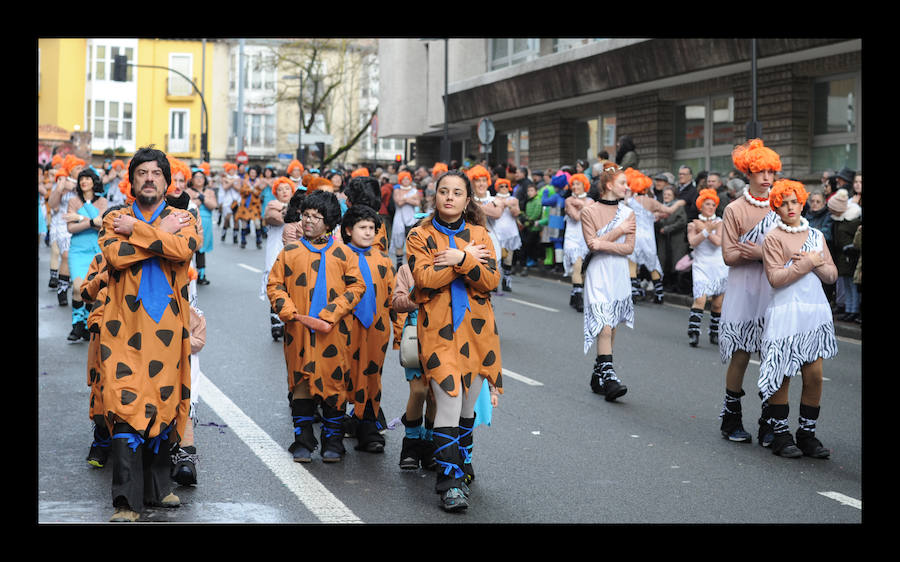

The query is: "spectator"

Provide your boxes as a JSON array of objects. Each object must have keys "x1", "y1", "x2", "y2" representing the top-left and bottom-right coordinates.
[
  {"x1": 706, "y1": 172, "x2": 732, "y2": 217},
  {"x1": 519, "y1": 184, "x2": 547, "y2": 271},
  {"x1": 615, "y1": 135, "x2": 639, "y2": 169},
  {"x1": 652, "y1": 172, "x2": 674, "y2": 204},
  {"x1": 851, "y1": 171, "x2": 862, "y2": 207},
  {"x1": 834, "y1": 167, "x2": 855, "y2": 192},
  {"x1": 673, "y1": 166, "x2": 700, "y2": 222},
  {"x1": 828, "y1": 188, "x2": 862, "y2": 323},
  {"x1": 655, "y1": 185, "x2": 689, "y2": 294}
]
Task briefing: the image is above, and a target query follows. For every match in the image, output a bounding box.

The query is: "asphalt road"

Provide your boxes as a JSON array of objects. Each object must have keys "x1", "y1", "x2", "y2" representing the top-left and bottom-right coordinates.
[{"x1": 36, "y1": 231, "x2": 863, "y2": 524}]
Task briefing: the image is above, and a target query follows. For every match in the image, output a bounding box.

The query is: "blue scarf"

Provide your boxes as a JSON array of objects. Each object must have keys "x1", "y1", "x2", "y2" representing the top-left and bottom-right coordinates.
[
  {"x1": 430, "y1": 217, "x2": 470, "y2": 332},
  {"x1": 347, "y1": 243, "x2": 376, "y2": 328},
  {"x1": 132, "y1": 201, "x2": 174, "y2": 324},
  {"x1": 300, "y1": 236, "x2": 334, "y2": 320}
]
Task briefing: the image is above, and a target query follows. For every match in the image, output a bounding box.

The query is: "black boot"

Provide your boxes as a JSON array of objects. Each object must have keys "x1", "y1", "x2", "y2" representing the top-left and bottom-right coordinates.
[
  {"x1": 288, "y1": 399, "x2": 318, "y2": 463},
  {"x1": 458, "y1": 416, "x2": 476, "y2": 485},
  {"x1": 420, "y1": 419, "x2": 437, "y2": 471},
  {"x1": 688, "y1": 307, "x2": 703, "y2": 347},
  {"x1": 399, "y1": 414, "x2": 424, "y2": 470},
  {"x1": 48, "y1": 269, "x2": 58, "y2": 290},
  {"x1": 240, "y1": 227, "x2": 249, "y2": 249},
  {"x1": 67, "y1": 321, "x2": 86, "y2": 343},
  {"x1": 171, "y1": 445, "x2": 198, "y2": 486},
  {"x1": 232, "y1": 229, "x2": 239, "y2": 245},
  {"x1": 591, "y1": 354, "x2": 626, "y2": 401},
  {"x1": 768, "y1": 404, "x2": 802, "y2": 458},
  {"x1": 796, "y1": 404, "x2": 830, "y2": 459},
  {"x1": 652, "y1": 278, "x2": 665, "y2": 304},
  {"x1": 433, "y1": 426, "x2": 468, "y2": 512},
  {"x1": 719, "y1": 389, "x2": 752, "y2": 443},
  {"x1": 572, "y1": 284, "x2": 584, "y2": 312},
  {"x1": 86, "y1": 422, "x2": 111, "y2": 468},
  {"x1": 354, "y1": 405, "x2": 385, "y2": 454},
  {"x1": 757, "y1": 396, "x2": 774, "y2": 447},
  {"x1": 631, "y1": 277, "x2": 644, "y2": 301},
  {"x1": 709, "y1": 311, "x2": 721, "y2": 345},
  {"x1": 57, "y1": 274, "x2": 70, "y2": 306},
  {"x1": 320, "y1": 403, "x2": 346, "y2": 463}
]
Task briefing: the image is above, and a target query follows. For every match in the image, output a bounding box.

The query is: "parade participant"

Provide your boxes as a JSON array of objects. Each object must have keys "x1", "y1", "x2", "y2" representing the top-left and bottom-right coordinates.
[
  {"x1": 104, "y1": 160, "x2": 128, "y2": 206},
  {"x1": 686, "y1": 188, "x2": 729, "y2": 347},
  {"x1": 563, "y1": 173, "x2": 594, "y2": 311},
  {"x1": 260, "y1": 176, "x2": 297, "y2": 341},
  {"x1": 220, "y1": 163, "x2": 241, "y2": 244},
  {"x1": 392, "y1": 263, "x2": 438, "y2": 471},
  {"x1": 287, "y1": 159, "x2": 305, "y2": 185},
  {"x1": 390, "y1": 170, "x2": 422, "y2": 269},
  {"x1": 170, "y1": 301, "x2": 207, "y2": 485},
  {"x1": 624, "y1": 168, "x2": 672, "y2": 304},
  {"x1": 47, "y1": 155, "x2": 86, "y2": 306},
  {"x1": 266, "y1": 190, "x2": 367, "y2": 464},
  {"x1": 581, "y1": 163, "x2": 636, "y2": 401},
  {"x1": 234, "y1": 165, "x2": 263, "y2": 249},
  {"x1": 717, "y1": 138, "x2": 782, "y2": 445},
  {"x1": 81, "y1": 244, "x2": 112, "y2": 468},
  {"x1": 343, "y1": 175, "x2": 389, "y2": 252},
  {"x1": 487, "y1": 178, "x2": 521, "y2": 292},
  {"x1": 759, "y1": 179, "x2": 837, "y2": 459},
  {"x1": 98, "y1": 147, "x2": 199, "y2": 522},
  {"x1": 188, "y1": 169, "x2": 217, "y2": 285},
  {"x1": 468, "y1": 165, "x2": 505, "y2": 292},
  {"x1": 64, "y1": 168, "x2": 108, "y2": 342},
  {"x1": 542, "y1": 171, "x2": 569, "y2": 273},
  {"x1": 340, "y1": 204, "x2": 395, "y2": 453},
  {"x1": 405, "y1": 169, "x2": 502, "y2": 512}
]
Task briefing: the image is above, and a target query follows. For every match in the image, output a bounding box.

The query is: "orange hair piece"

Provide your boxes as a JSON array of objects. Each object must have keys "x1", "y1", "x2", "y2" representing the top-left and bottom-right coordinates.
[
  {"x1": 167, "y1": 157, "x2": 191, "y2": 194},
  {"x1": 306, "y1": 177, "x2": 333, "y2": 192},
  {"x1": 494, "y1": 178, "x2": 511, "y2": 191},
  {"x1": 54, "y1": 168, "x2": 69, "y2": 180},
  {"x1": 197, "y1": 162, "x2": 210, "y2": 176},
  {"x1": 732, "y1": 138, "x2": 782, "y2": 175},
  {"x1": 695, "y1": 188, "x2": 720, "y2": 210},
  {"x1": 569, "y1": 173, "x2": 591, "y2": 190},
  {"x1": 111, "y1": 159, "x2": 125, "y2": 170},
  {"x1": 288, "y1": 160, "x2": 305, "y2": 175},
  {"x1": 51, "y1": 154, "x2": 63, "y2": 167},
  {"x1": 119, "y1": 172, "x2": 135, "y2": 204},
  {"x1": 398, "y1": 171, "x2": 412, "y2": 183},
  {"x1": 223, "y1": 162, "x2": 238, "y2": 173},
  {"x1": 432, "y1": 162, "x2": 448, "y2": 177},
  {"x1": 350, "y1": 167, "x2": 369, "y2": 178},
  {"x1": 188, "y1": 267, "x2": 198, "y2": 281},
  {"x1": 273, "y1": 176, "x2": 297, "y2": 194},
  {"x1": 466, "y1": 165, "x2": 490, "y2": 181},
  {"x1": 623, "y1": 168, "x2": 652, "y2": 194},
  {"x1": 768, "y1": 179, "x2": 808, "y2": 212}
]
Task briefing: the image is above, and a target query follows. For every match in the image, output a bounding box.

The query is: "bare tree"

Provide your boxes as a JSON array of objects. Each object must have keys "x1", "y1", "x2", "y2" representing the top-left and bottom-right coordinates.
[{"x1": 270, "y1": 39, "x2": 378, "y2": 168}]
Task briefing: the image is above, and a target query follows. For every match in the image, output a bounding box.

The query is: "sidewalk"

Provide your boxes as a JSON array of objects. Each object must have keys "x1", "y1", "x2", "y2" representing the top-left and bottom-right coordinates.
[{"x1": 520, "y1": 266, "x2": 862, "y2": 342}]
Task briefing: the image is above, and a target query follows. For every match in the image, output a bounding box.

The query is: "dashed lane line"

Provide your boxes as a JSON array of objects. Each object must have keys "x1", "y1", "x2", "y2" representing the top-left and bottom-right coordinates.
[
  {"x1": 238, "y1": 263, "x2": 263, "y2": 273},
  {"x1": 817, "y1": 491, "x2": 861, "y2": 510}
]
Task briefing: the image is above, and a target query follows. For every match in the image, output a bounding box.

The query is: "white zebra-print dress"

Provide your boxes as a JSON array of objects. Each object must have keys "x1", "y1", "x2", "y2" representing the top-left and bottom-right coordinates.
[
  {"x1": 626, "y1": 196, "x2": 663, "y2": 274},
  {"x1": 583, "y1": 202, "x2": 634, "y2": 354},
  {"x1": 718, "y1": 210, "x2": 778, "y2": 363},
  {"x1": 757, "y1": 227, "x2": 837, "y2": 401},
  {"x1": 691, "y1": 217, "x2": 729, "y2": 299}
]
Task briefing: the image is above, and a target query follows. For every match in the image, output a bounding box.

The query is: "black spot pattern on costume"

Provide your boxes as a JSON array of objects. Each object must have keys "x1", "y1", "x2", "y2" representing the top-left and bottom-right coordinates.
[
  {"x1": 311, "y1": 259, "x2": 320, "y2": 272},
  {"x1": 462, "y1": 372, "x2": 472, "y2": 389},
  {"x1": 329, "y1": 288, "x2": 339, "y2": 301},
  {"x1": 482, "y1": 350, "x2": 496, "y2": 367},
  {"x1": 438, "y1": 323, "x2": 454, "y2": 341},
  {"x1": 407, "y1": 255, "x2": 416, "y2": 271},
  {"x1": 127, "y1": 332, "x2": 141, "y2": 350},
  {"x1": 156, "y1": 329, "x2": 174, "y2": 346},
  {"x1": 274, "y1": 298, "x2": 284, "y2": 313},
  {"x1": 125, "y1": 295, "x2": 140, "y2": 312},
  {"x1": 377, "y1": 265, "x2": 388, "y2": 278},
  {"x1": 292, "y1": 371, "x2": 303, "y2": 386},
  {"x1": 323, "y1": 303, "x2": 337, "y2": 313},
  {"x1": 439, "y1": 376, "x2": 455, "y2": 393},
  {"x1": 116, "y1": 362, "x2": 132, "y2": 379},
  {"x1": 284, "y1": 244, "x2": 298, "y2": 252},
  {"x1": 145, "y1": 404, "x2": 157, "y2": 420},
  {"x1": 181, "y1": 385, "x2": 190, "y2": 400},
  {"x1": 426, "y1": 236, "x2": 438, "y2": 250},
  {"x1": 284, "y1": 331, "x2": 293, "y2": 346},
  {"x1": 467, "y1": 266, "x2": 481, "y2": 282},
  {"x1": 118, "y1": 242, "x2": 136, "y2": 256},
  {"x1": 330, "y1": 366, "x2": 343, "y2": 380},
  {"x1": 100, "y1": 344, "x2": 112, "y2": 361},
  {"x1": 364, "y1": 361, "x2": 380, "y2": 375},
  {"x1": 295, "y1": 272, "x2": 307, "y2": 287},
  {"x1": 160, "y1": 386, "x2": 174, "y2": 401},
  {"x1": 121, "y1": 390, "x2": 137, "y2": 405},
  {"x1": 148, "y1": 239, "x2": 163, "y2": 254},
  {"x1": 374, "y1": 317, "x2": 385, "y2": 331},
  {"x1": 342, "y1": 275, "x2": 357, "y2": 285},
  {"x1": 355, "y1": 389, "x2": 365, "y2": 403},
  {"x1": 284, "y1": 264, "x2": 293, "y2": 277},
  {"x1": 332, "y1": 246, "x2": 346, "y2": 261},
  {"x1": 188, "y1": 237, "x2": 197, "y2": 251},
  {"x1": 106, "y1": 320, "x2": 121, "y2": 337},
  {"x1": 471, "y1": 318, "x2": 486, "y2": 334},
  {"x1": 169, "y1": 298, "x2": 179, "y2": 316},
  {"x1": 181, "y1": 284, "x2": 189, "y2": 300},
  {"x1": 494, "y1": 372, "x2": 503, "y2": 389},
  {"x1": 322, "y1": 344, "x2": 338, "y2": 357},
  {"x1": 343, "y1": 291, "x2": 356, "y2": 304},
  {"x1": 458, "y1": 229, "x2": 471, "y2": 242},
  {"x1": 460, "y1": 342, "x2": 469, "y2": 357},
  {"x1": 129, "y1": 262, "x2": 142, "y2": 277},
  {"x1": 149, "y1": 361, "x2": 163, "y2": 378},
  {"x1": 426, "y1": 353, "x2": 441, "y2": 370},
  {"x1": 303, "y1": 361, "x2": 316, "y2": 374}
]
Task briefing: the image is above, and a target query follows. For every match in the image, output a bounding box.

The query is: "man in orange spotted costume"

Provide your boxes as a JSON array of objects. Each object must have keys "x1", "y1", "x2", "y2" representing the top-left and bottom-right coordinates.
[{"x1": 98, "y1": 147, "x2": 199, "y2": 522}]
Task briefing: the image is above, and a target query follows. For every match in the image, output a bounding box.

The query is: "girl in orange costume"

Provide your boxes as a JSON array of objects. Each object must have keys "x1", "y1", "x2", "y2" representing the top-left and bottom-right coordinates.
[
  {"x1": 406, "y1": 169, "x2": 502, "y2": 512},
  {"x1": 686, "y1": 189, "x2": 729, "y2": 347}
]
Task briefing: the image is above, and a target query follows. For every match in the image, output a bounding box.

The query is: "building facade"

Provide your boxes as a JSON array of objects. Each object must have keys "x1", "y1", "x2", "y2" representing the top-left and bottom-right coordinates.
[{"x1": 378, "y1": 38, "x2": 862, "y2": 184}]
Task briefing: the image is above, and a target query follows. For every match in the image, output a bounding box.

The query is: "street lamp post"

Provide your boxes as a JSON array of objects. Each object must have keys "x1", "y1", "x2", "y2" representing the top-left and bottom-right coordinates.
[{"x1": 283, "y1": 74, "x2": 304, "y2": 165}]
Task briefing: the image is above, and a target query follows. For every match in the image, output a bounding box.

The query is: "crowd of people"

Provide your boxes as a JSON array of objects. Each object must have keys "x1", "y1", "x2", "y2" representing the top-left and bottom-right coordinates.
[{"x1": 37, "y1": 136, "x2": 859, "y2": 520}]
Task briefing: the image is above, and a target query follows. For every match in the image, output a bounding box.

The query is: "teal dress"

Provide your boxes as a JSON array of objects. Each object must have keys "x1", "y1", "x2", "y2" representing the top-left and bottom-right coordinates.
[
  {"x1": 197, "y1": 199, "x2": 214, "y2": 254},
  {"x1": 68, "y1": 199, "x2": 101, "y2": 281}
]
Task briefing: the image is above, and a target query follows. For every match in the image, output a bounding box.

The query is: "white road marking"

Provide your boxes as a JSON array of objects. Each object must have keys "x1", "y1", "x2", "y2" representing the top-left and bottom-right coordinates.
[
  {"x1": 502, "y1": 368, "x2": 544, "y2": 386},
  {"x1": 504, "y1": 297, "x2": 559, "y2": 313},
  {"x1": 238, "y1": 263, "x2": 263, "y2": 273},
  {"x1": 817, "y1": 491, "x2": 861, "y2": 510},
  {"x1": 198, "y1": 377, "x2": 362, "y2": 524}
]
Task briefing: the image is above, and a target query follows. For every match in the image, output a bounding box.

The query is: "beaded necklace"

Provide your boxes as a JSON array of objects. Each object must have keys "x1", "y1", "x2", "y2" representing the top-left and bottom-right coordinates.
[
  {"x1": 743, "y1": 187, "x2": 770, "y2": 208},
  {"x1": 774, "y1": 216, "x2": 809, "y2": 233}
]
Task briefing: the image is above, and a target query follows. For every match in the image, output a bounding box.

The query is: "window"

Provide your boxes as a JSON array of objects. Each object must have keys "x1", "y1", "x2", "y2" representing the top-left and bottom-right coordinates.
[
  {"x1": 169, "y1": 109, "x2": 189, "y2": 153},
  {"x1": 502, "y1": 128, "x2": 529, "y2": 169},
  {"x1": 169, "y1": 53, "x2": 192, "y2": 96},
  {"x1": 673, "y1": 94, "x2": 735, "y2": 173},
  {"x1": 92, "y1": 44, "x2": 134, "y2": 82},
  {"x1": 490, "y1": 39, "x2": 539, "y2": 71},
  {"x1": 577, "y1": 115, "x2": 616, "y2": 162},
  {"x1": 811, "y1": 74, "x2": 860, "y2": 172}
]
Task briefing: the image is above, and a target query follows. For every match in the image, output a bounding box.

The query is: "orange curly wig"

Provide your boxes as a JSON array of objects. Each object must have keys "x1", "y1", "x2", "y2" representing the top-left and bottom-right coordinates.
[
  {"x1": 287, "y1": 159, "x2": 305, "y2": 176},
  {"x1": 494, "y1": 178, "x2": 511, "y2": 191},
  {"x1": 695, "y1": 188, "x2": 720, "y2": 211},
  {"x1": 569, "y1": 173, "x2": 591, "y2": 190},
  {"x1": 432, "y1": 162, "x2": 448, "y2": 177},
  {"x1": 466, "y1": 165, "x2": 490, "y2": 181},
  {"x1": 398, "y1": 171, "x2": 413, "y2": 184},
  {"x1": 223, "y1": 162, "x2": 238, "y2": 174},
  {"x1": 272, "y1": 176, "x2": 297, "y2": 195},
  {"x1": 732, "y1": 138, "x2": 782, "y2": 175},
  {"x1": 623, "y1": 168, "x2": 652, "y2": 194},
  {"x1": 768, "y1": 179, "x2": 808, "y2": 212},
  {"x1": 350, "y1": 167, "x2": 368, "y2": 178}
]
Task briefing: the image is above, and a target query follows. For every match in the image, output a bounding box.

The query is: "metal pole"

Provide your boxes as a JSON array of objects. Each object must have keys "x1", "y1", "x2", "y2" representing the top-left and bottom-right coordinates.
[
  {"x1": 201, "y1": 39, "x2": 208, "y2": 162},
  {"x1": 442, "y1": 38, "x2": 450, "y2": 163},
  {"x1": 298, "y1": 76, "x2": 303, "y2": 165},
  {"x1": 746, "y1": 38, "x2": 762, "y2": 140},
  {"x1": 237, "y1": 39, "x2": 245, "y2": 153}
]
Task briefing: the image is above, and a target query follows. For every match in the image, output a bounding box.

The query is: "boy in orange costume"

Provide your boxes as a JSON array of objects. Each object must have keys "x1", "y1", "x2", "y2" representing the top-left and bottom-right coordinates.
[
  {"x1": 267, "y1": 190, "x2": 366, "y2": 463},
  {"x1": 340, "y1": 204, "x2": 396, "y2": 453},
  {"x1": 98, "y1": 148, "x2": 199, "y2": 522}
]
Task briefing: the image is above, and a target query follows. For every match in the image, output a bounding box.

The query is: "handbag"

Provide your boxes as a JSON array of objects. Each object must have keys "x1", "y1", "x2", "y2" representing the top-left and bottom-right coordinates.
[
  {"x1": 675, "y1": 252, "x2": 693, "y2": 272},
  {"x1": 399, "y1": 323, "x2": 421, "y2": 369}
]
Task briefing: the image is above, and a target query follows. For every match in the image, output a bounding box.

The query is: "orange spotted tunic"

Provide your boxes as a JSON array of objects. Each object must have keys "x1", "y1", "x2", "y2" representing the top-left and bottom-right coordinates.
[
  {"x1": 347, "y1": 247, "x2": 395, "y2": 420},
  {"x1": 373, "y1": 219, "x2": 388, "y2": 253},
  {"x1": 81, "y1": 252, "x2": 108, "y2": 421},
  {"x1": 234, "y1": 181, "x2": 261, "y2": 222},
  {"x1": 406, "y1": 219, "x2": 503, "y2": 397},
  {"x1": 98, "y1": 204, "x2": 199, "y2": 441},
  {"x1": 266, "y1": 239, "x2": 367, "y2": 409}
]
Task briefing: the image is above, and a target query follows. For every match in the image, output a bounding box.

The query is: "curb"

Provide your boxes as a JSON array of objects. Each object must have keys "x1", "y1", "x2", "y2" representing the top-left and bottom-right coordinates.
[{"x1": 520, "y1": 267, "x2": 862, "y2": 342}]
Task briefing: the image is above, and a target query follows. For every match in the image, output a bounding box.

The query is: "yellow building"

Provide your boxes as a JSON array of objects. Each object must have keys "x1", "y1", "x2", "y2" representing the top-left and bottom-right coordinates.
[{"x1": 38, "y1": 38, "x2": 215, "y2": 163}]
